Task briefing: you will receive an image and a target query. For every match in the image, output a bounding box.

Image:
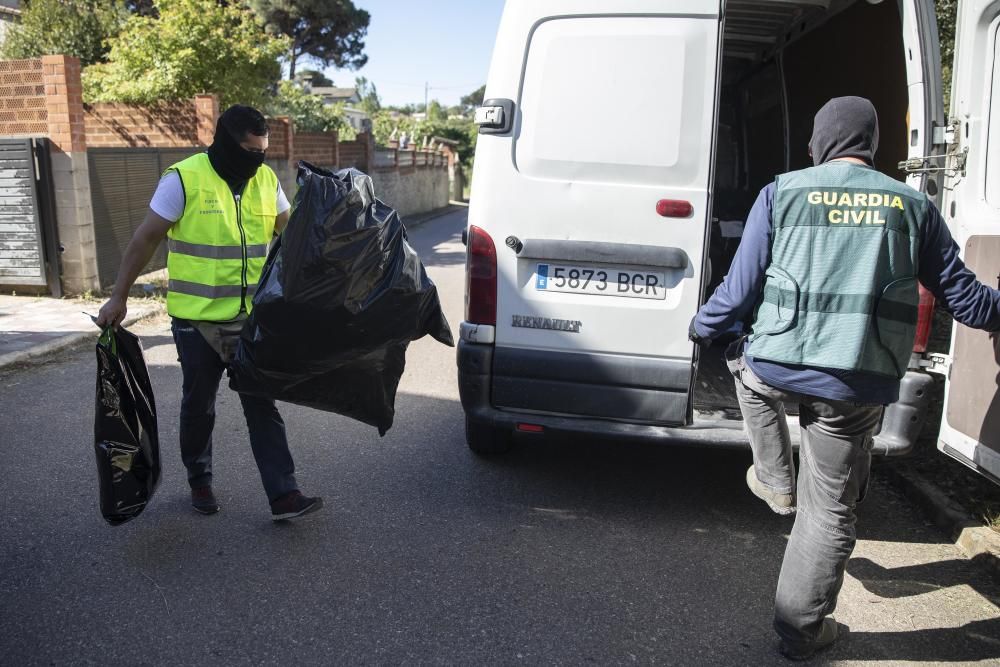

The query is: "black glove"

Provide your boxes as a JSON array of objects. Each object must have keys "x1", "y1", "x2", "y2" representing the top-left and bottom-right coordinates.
[{"x1": 689, "y1": 318, "x2": 710, "y2": 347}]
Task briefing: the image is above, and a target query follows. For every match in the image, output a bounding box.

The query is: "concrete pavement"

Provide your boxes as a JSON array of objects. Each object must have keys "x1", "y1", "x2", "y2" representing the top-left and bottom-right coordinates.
[
  {"x1": 1, "y1": 209, "x2": 998, "y2": 665},
  {"x1": 0, "y1": 293, "x2": 162, "y2": 368}
]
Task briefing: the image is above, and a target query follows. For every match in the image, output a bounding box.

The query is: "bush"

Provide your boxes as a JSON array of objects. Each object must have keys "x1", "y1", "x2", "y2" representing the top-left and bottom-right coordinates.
[{"x1": 265, "y1": 81, "x2": 348, "y2": 134}]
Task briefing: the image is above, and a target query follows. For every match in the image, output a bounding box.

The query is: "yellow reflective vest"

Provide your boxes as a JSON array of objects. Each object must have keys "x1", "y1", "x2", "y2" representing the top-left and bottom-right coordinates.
[{"x1": 164, "y1": 153, "x2": 277, "y2": 321}]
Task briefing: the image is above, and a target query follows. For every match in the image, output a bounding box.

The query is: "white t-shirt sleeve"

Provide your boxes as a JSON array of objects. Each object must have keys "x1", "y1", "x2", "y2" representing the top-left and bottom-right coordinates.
[
  {"x1": 151, "y1": 171, "x2": 291, "y2": 220},
  {"x1": 276, "y1": 182, "x2": 291, "y2": 215},
  {"x1": 148, "y1": 171, "x2": 186, "y2": 223}
]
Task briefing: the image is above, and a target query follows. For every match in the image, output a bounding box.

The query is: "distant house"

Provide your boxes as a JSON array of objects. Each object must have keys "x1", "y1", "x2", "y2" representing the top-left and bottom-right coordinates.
[
  {"x1": 0, "y1": 0, "x2": 21, "y2": 47},
  {"x1": 310, "y1": 87, "x2": 361, "y2": 106},
  {"x1": 309, "y1": 86, "x2": 369, "y2": 132}
]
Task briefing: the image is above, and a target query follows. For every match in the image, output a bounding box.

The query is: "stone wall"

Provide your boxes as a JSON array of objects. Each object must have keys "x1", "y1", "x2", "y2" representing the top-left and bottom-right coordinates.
[{"x1": 372, "y1": 165, "x2": 450, "y2": 219}]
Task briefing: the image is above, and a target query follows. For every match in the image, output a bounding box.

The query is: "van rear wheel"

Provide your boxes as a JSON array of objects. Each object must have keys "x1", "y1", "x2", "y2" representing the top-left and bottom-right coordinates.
[{"x1": 465, "y1": 418, "x2": 512, "y2": 455}]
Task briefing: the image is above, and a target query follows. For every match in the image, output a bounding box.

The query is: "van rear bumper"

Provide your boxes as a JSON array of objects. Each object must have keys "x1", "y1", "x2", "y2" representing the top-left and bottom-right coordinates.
[{"x1": 458, "y1": 340, "x2": 765, "y2": 448}]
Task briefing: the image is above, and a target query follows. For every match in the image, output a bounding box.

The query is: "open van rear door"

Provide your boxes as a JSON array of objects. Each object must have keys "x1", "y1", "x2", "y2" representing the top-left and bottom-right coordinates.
[{"x1": 936, "y1": 0, "x2": 1000, "y2": 484}]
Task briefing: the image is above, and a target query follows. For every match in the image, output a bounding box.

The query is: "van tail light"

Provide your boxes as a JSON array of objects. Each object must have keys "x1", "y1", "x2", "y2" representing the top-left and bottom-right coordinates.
[
  {"x1": 912, "y1": 283, "x2": 935, "y2": 354},
  {"x1": 465, "y1": 225, "x2": 497, "y2": 326}
]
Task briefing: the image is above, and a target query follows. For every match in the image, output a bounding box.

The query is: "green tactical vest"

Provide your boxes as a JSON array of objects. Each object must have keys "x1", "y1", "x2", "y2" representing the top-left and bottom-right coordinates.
[
  {"x1": 746, "y1": 162, "x2": 927, "y2": 378},
  {"x1": 165, "y1": 153, "x2": 277, "y2": 322}
]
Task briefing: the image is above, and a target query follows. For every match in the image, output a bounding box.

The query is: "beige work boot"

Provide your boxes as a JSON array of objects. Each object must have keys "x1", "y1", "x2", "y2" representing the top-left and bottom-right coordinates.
[{"x1": 746, "y1": 465, "x2": 796, "y2": 516}]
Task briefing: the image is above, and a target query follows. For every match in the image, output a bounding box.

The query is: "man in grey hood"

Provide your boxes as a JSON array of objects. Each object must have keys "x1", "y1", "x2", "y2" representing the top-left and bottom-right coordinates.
[{"x1": 690, "y1": 96, "x2": 1000, "y2": 659}]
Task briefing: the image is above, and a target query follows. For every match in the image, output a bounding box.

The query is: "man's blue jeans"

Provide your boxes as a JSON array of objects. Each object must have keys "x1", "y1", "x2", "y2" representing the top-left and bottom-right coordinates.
[
  {"x1": 171, "y1": 318, "x2": 298, "y2": 502},
  {"x1": 728, "y1": 347, "x2": 883, "y2": 648}
]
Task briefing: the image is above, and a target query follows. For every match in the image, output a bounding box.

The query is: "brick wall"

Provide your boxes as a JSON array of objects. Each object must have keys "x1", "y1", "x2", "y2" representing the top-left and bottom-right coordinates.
[
  {"x1": 43, "y1": 55, "x2": 86, "y2": 154},
  {"x1": 293, "y1": 131, "x2": 338, "y2": 167},
  {"x1": 84, "y1": 101, "x2": 203, "y2": 148},
  {"x1": 338, "y1": 137, "x2": 368, "y2": 170},
  {"x1": 267, "y1": 117, "x2": 291, "y2": 160},
  {"x1": 0, "y1": 58, "x2": 46, "y2": 136}
]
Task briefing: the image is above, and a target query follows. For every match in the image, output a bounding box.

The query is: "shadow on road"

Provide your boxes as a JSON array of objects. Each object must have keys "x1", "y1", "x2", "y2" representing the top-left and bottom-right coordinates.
[
  {"x1": 842, "y1": 618, "x2": 1000, "y2": 662},
  {"x1": 849, "y1": 556, "x2": 1000, "y2": 606}
]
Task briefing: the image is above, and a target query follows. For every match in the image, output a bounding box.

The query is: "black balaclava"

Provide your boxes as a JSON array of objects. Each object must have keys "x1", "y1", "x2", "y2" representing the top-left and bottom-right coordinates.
[
  {"x1": 808, "y1": 96, "x2": 880, "y2": 166},
  {"x1": 207, "y1": 106, "x2": 267, "y2": 185}
]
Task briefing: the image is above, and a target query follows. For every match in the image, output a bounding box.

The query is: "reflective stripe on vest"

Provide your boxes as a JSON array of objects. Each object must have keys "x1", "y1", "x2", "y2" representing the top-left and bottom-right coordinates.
[
  {"x1": 168, "y1": 279, "x2": 260, "y2": 300},
  {"x1": 164, "y1": 153, "x2": 277, "y2": 321},
  {"x1": 746, "y1": 162, "x2": 926, "y2": 379},
  {"x1": 167, "y1": 239, "x2": 268, "y2": 260}
]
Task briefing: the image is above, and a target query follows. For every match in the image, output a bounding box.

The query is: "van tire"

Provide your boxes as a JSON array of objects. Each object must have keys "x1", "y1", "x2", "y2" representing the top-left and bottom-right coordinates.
[{"x1": 465, "y1": 418, "x2": 512, "y2": 455}]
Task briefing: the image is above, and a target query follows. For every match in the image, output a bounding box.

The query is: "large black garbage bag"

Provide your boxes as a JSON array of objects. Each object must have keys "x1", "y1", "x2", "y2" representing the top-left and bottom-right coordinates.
[
  {"x1": 94, "y1": 325, "x2": 160, "y2": 526},
  {"x1": 229, "y1": 162, "x2": 454, "y2": 435}
]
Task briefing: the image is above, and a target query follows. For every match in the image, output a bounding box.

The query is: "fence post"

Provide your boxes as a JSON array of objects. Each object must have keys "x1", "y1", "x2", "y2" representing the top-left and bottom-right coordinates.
[
  {"x1": 363, "y1": 131, "x2": 375, "y2": 173},
  {"x1": 277, "y1": 116, "x2": 294, "y2": 170},
  {"x1": 194, "y1": 94, "x2": 218, "y2": 146},
  {"x1": 42, "y1": 54, "x2": 99, "y2": 294}
]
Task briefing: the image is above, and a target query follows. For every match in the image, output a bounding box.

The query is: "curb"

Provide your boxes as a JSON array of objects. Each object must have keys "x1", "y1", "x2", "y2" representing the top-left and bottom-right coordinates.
[
  {"x1": 0, "y1": 301, "x2": 165, "y2": 371},
  {"x1": 877, "y1": 460, "x2": 1000, "y2": 580}
]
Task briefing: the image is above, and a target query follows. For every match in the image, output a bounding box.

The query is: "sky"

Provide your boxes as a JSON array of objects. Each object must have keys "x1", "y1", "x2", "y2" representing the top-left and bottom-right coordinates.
[{"x1": 322, "y1": 0, "x2": 506, "y2": 108}]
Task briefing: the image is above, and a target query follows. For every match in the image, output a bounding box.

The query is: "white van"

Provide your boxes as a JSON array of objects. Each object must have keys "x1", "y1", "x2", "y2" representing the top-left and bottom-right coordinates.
[{"x1": 458, "y1": 0, "x2": 1000, "y2": 484}]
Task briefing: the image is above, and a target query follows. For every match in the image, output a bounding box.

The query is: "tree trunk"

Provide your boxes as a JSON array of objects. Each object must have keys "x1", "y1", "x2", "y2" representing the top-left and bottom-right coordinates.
[{"x1": 288, "y1": 45, "x2": 298, "y2": 80}]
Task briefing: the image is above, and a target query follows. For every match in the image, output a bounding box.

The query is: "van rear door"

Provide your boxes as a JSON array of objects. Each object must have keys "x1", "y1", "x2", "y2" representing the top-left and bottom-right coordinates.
[
  {"x1": 471, "y1": 0, "x2": 721, "y2": 425},
  {"x1": 936, "y1": 0, "x2": 1000, "y2": 484}
]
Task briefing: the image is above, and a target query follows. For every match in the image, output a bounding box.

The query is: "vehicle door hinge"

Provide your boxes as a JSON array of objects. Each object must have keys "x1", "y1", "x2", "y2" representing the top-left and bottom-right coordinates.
[
  {"x1": 899, "y1": 120, "x2": 968, "y2": 177},
  {"x1": 917, "y1": 352, "x2": 951, "y2": 376}
]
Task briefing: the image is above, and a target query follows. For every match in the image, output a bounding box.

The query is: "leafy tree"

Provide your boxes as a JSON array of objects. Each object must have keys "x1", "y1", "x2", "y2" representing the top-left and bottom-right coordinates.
[
  {"x1": 265, "y1": 80, "x2": 345, "y2": 132},
  {"x1": 459, "y1": 84, "x2": 486, "y2": 113},
  {"x1": 384, "y1": 103, "x2": 417, "y2": 115},
  {"x1": 355, "y1": 76, "x2": 381, "y2": 114},
  {"x1": 0, "y1": 0, "x2": 129, "y2": 66},
  {"x1": 83, "y1": 0, "x2": 288, "y2": 108},
  {"x1": 295, "y1": 68, "x2": 333, "y2": 88},
  {"x1": 935, "y1": 0, "x2": 957, "y2": 109},
  {"x1": 249, "y1": 0, "x2": 369, "y2": 80},
  {"x1": 427, "y1": 100, "x2": 445, "y2": 123}
]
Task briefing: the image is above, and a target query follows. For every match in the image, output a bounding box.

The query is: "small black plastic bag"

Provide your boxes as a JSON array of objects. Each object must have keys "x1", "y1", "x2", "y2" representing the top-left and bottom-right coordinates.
[
  {"x1": 94, "y1": 325, "x2": 160, "y2": 525},
  {"x1": 229, "y1": 163, "x2": 454, "y2": 435}
]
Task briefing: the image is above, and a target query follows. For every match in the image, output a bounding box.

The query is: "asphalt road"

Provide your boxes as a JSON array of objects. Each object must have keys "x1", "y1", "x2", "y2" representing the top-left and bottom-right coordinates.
[{"x1": 2, "y1": 208, "x2": 999, "y2": 665}]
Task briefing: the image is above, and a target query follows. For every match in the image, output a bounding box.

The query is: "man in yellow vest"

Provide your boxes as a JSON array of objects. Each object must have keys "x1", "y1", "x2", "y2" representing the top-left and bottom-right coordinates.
[{"x1": 96, "y1": 105, "x2": 322, "y2": 521}]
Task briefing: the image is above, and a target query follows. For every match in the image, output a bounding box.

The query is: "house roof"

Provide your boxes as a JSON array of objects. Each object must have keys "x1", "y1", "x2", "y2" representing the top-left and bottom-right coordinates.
[
  {"x1": 0, "y1": 0, "x2": 20, "y2": 16},
  {"x1": 311, "y1": 87, "x2": 359, "y2": 102}
]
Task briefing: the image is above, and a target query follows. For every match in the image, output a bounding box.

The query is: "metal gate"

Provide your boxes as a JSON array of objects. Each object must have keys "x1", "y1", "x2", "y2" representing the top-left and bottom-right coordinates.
[
  {"x1": 89, "y1": 147, "x2": 201, "y2": 288},
  {"x1": 0, "y1": 138, "x2": 61, "y2": 296}
]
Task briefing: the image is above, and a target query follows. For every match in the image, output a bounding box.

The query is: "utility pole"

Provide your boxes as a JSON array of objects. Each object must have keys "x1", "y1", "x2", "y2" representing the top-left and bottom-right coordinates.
[{"x1": 424, "y1": 81, "x2": 429, "y2": 114}]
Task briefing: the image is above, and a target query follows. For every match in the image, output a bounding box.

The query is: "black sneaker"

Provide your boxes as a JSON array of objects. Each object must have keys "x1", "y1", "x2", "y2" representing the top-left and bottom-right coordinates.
[
  {"x1": 779, "y1": 618, "x2": 841, "y2": 661},
  {"x1": 191, "y1": 486, "x2": 220, "y2": 515},
  {"x1": 270, "y1": 491, "x2": 323, "y2": 521}
]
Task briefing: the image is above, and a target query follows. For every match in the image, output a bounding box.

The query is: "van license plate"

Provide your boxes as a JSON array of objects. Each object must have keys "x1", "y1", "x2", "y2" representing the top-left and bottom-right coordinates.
[{"x1": 535, "y1": 264, "x2": 666, "y2": 300}]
